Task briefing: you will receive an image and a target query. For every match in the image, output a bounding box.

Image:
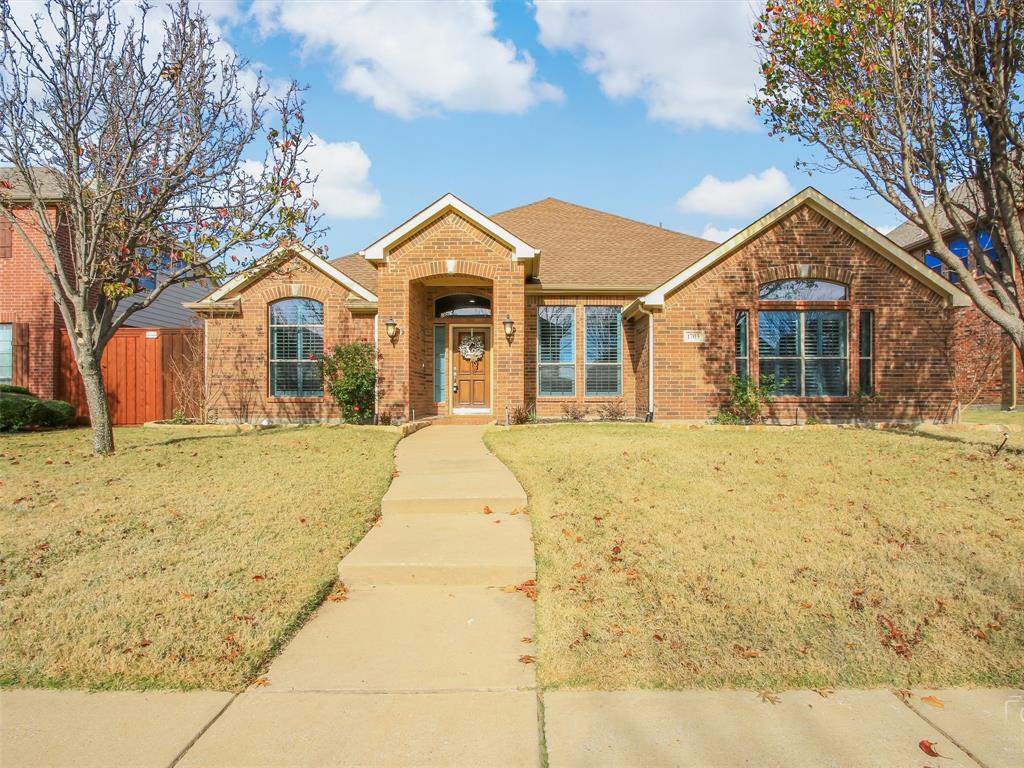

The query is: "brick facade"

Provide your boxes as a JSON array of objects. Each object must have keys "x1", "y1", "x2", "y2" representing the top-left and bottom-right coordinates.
[
  {"x1": 375, "y1": 211, "x2": 526, "y2": 422},
  {"x1": 652, "y1": 206, "x2": 957, "y2": 422},
  {"x1": 201, "y1": 197, "x2": 999, "y2": 426},
  {"x1": 203, "y1": 258, "x2": 372, "y2": 423},
  {"x1": 0, "y1": 207, "x2": 66, "y2": 398}
]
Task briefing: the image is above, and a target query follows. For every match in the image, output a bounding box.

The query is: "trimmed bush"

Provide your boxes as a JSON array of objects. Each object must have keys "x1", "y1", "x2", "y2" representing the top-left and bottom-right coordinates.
[
  {"x1": 0, "y1": 384, "x2": 32, "y2": 396},
  {"x1": 0, "y1": 393, "x2": 76, "y2": 431},
  {"x1": 322, "y1": 342, "x2": 376, "y2": 423}
]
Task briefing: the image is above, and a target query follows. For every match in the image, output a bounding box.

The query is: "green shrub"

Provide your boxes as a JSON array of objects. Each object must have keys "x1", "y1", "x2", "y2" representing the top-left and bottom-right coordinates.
[
  {"x1": 322, "y1": 342, "x2": 377, "y2": 423},
  {"x1": 714, "y1": 374, "x2": 781, "y2": 424},
  {"x1": 0, "y1": 393, "x2": 76, "y2": 431},
  {"x1": 0, "y1": 384, "x2": 32, "y2": 396}
]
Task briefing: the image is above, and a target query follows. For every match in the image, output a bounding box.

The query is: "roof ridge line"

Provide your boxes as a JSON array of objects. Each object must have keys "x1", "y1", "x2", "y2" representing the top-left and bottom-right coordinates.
[{"x1": 493, "y1": 197, "x2": 717, "y2": 245}]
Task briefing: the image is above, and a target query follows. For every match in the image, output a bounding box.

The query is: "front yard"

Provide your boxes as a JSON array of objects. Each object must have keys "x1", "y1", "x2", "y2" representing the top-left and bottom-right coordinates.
[
  {"x1": 486, "y1": 424, "x2": 1023, "y2": 691},
  {"x1": 0, "y1": 426, "x2": 398, "y2": 691}
]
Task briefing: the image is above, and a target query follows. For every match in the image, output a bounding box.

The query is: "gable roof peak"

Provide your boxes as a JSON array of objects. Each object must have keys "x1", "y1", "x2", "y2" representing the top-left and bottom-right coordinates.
[{"x1": 360, "y1": 192, "x2": 539, "y2": 262}]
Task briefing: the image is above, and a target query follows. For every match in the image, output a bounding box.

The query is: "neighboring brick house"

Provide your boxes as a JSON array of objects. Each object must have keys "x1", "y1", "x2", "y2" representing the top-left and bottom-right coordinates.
[
  {"x1": 0, "y1": 169, "x2": 209, "y2": 419},
  {"x1": 189, "y1": 187, "x2": 972, "y2": 424},
  {"x1": 888, "y1": 195, "x2": 1024, "y2": 410}
]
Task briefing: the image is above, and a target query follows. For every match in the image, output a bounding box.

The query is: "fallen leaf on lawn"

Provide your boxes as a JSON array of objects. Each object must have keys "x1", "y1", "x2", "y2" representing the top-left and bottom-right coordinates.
[
  {"x1": 892, "y1": 688, "x2": 912, "y2": 701},
  {"x1": 483, "y1": 505, "x2": 493, "y2": 515},
  {"x1": 252, "y1": 677, "x2": 269, "y2": 687},
  {"x1": 852, "y1": 587, "x2": 866, "y2": 595},
  {"x1": 518, "y1": 655, "x2": 535, "y2": 664},
  {"x1": 179, "y1": 592, "x2": 193, "y2": 600},
  {"x1": 799, "y1": 602, "x2": 812, "y2": 609},
  {"x1": 919, "y1": 740, "x2": 942, "y2": 758},
  {"x1": 252, "y1": 575, "x2": 265, "y2": 582},
  {"x1": 920, "y1": 695, "x2": 945, "y2": 709},
  {"x1": 494, "y1": 519, "x2": 502, "y2": 524},
  {"x1": 758, "y1": 690, "x2": 781, "y2": 704},
  {"x1": 813, "y1": 688, "x2": 833, "y2": 698},
  {"x1": 520, "y1": 636, "x2": 533, "y2": 644}
]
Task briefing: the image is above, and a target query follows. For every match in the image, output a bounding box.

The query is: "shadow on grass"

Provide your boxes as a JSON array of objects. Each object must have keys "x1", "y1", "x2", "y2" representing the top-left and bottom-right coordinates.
[{"x1": 879, "y1": 425, "x2": 1023, "y2": 456}]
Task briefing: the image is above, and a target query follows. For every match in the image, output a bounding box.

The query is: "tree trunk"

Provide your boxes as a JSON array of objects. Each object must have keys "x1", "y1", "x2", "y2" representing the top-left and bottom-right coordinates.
[{"x1": 79, "y1": 351, "x2": 115, "y2": 454}]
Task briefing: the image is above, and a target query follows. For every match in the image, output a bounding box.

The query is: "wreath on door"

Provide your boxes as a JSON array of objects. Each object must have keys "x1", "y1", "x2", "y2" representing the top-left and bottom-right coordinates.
[{"x1": 458, "y1": 334, "x2": 485, "y2": 363}]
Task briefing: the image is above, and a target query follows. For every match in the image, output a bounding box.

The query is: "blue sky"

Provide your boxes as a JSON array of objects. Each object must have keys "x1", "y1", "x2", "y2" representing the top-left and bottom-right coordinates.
[{"x1": 212, "y1": 0, "x2": 903, "y2": 258}]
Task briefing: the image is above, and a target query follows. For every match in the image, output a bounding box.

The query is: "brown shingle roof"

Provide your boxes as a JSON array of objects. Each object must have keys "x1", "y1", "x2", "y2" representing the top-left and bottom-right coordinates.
[
  {"x1": 490, "y1": 198, "x2": 716, "y2": 290},
  {"x1": 0, "y1": 167, "x2": 66, "y2": 201},
  {"x1": 329, "y1": 253, "x2": 378, "y2": 295}
]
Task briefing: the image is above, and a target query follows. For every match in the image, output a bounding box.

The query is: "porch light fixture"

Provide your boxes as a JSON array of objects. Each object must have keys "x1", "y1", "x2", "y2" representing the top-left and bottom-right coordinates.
[
  {"x1": 385, "y1": 317, "x2": 400, "y2": 340},
  {"x1": 502, "y1": 314, "x2": 516, "y2": 342}
]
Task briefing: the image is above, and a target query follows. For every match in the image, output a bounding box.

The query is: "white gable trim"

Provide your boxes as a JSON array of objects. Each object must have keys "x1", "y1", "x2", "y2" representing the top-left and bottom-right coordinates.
[
  {"x1": 198, "y1": 244, "x2": 377, "y2": 304},
  {"x1": 359, "y1": 193, "x2": 540, "y2": 262},
  {"x1": 641, "y1": 187, "x2": 969, "y2": 308}
]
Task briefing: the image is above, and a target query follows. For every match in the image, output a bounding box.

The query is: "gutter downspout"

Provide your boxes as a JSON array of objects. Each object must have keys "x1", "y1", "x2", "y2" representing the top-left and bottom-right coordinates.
[
  {"x1": 373, "y1": 314, "x2": 379, "y2": 423},
  {"x1": 636, "y1": 305, "x2": 655, "y2": 421}
]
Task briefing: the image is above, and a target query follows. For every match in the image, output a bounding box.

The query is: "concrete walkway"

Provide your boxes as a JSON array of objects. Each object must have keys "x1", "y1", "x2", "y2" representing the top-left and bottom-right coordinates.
[
  {"x1": 3, "y1": 426, "x2": 1022, "y2": 766},
  {"x1": 176, "y1": 424, "x2": 540, "y2": 767}
]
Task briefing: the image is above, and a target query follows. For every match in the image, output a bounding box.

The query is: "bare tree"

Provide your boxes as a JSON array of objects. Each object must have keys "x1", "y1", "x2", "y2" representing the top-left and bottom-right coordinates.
[
  {"x1": 752, "y1": 0, "x2": 1023, "y2": 349},
  {"x1": 0, "y1": 0, "x2": 321, "y2": 453}
]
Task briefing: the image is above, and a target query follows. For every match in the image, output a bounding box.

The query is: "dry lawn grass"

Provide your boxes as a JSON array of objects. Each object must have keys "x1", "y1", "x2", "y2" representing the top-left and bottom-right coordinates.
[
  {"x1": 1, "y1": 425, "x2": 398, "y2": 691},
  {"x1": 486, "y1": 424, "x2": 1024, "y2": 691},
  {"x1": 960, "y1": 407, "x2": 1024, "y2": 431}
]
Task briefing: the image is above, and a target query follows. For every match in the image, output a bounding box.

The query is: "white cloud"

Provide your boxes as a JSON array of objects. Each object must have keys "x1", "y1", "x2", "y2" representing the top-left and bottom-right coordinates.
[
  {"x1": 701, "y1": 224, "x2": 740, "y2": 242},
  {"x1": 533, "y1": 0, "x2": 759, "y2": 130},
  {"x1": 252, "y1": 0, "x2": 562, "y2": 118},
  {"x1": 304, "y1": 135, "x2": 381, "y2": 219},
  {"x1": 245, "y1": 135, "x2": 382, "y2": 220},
  {"x1": 677, "y1": 168, "x2": 795, "y2": 219}
]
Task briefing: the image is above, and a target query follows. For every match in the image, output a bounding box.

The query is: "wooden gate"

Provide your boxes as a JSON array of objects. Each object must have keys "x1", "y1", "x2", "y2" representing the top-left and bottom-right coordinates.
[{"x1": 57, "y1": 328, "x2": 203, "y2": 425}]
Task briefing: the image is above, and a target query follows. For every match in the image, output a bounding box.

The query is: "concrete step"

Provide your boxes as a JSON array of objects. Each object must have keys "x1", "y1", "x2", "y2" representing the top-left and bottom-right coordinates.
[
  {"x1": 339, "y1": 513, "x2": 535, "y2": 587},
  {"x1": 382, "y1": 470, "x2": 527, "y2": 515},
  {"x1": 262, "y1": 586, "x2": 535, "y2": 692},
  {"x1": 178, "y1": 691, "x2": 541, "y2": 768}
]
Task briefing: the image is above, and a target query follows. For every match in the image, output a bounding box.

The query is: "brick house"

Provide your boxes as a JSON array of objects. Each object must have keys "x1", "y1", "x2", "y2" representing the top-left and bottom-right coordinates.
[
  {"x1": 189, "y1": 187, "x2": 970, "y2": 424},
  {"x1": 887, "y1": 193, "x2": 1024, "y2": 410},
  {"x1": 0, "y1": 169, "x2": 209, "y2": 419}
]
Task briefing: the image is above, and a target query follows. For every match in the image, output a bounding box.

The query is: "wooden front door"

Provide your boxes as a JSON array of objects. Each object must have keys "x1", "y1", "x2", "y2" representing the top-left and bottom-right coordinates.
[{"x1": 452, "y1": 328, "x2": 490, "y2": 410}]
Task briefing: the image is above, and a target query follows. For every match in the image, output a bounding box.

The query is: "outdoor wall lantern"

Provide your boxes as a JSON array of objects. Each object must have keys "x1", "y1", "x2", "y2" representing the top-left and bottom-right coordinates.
[
  {"x1": 502, "y1": 314, "x2": 516, "y2": 342},
  {"x1": 385, "y1": 317, "x2": 400, "y2": 341}
]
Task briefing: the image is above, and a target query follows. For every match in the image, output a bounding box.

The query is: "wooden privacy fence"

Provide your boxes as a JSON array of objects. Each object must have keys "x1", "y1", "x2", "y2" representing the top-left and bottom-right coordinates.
[{"x1": 58, "y1": 328, "x2": 204, "y2": 425}]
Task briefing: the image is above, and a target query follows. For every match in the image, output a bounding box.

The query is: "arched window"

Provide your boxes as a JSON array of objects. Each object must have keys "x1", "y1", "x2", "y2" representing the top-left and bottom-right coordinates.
[
  {"x1": 758, "y1": 279, "x2": 848, "y2": 301},
  {"x1": 434, "y1": 294, "x2": 491, "y2": 318},
  {"x1": 269, "y1": 298, "x2": 324, "y2": 397}
]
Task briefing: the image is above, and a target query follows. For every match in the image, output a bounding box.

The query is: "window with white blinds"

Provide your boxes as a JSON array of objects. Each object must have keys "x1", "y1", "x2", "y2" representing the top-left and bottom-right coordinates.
[
  {"x1": 537, "y1": 306, "x2": 575, "y2": 396},
  {"x1": 269, "y1": 299, "x2": 324, "y2": 397},
  {"x1": 758, "y1": 310, "x2": 848, "y2": 397},
  {"x1": 584, "y1": 306, "x2": 621, "y2": 396}
]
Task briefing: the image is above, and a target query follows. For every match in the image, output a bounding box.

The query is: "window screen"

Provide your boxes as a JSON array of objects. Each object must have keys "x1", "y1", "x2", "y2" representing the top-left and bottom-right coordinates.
[
  {"x1": 538, "y1": 306, "x2": 575, "y2": 396},
  {"x1": 585, "y1": 307, "x2": 621, "y2": 396},
  {"x1": 269, "y1": 299, "x2": 324, "y2": 397}
]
